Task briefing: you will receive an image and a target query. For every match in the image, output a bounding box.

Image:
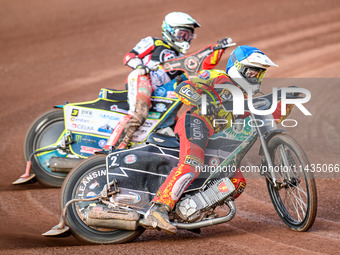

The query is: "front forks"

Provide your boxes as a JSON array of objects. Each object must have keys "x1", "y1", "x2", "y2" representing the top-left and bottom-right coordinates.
[{"x1": 252, "y1": 113, "x2": 278, "y2": 187}]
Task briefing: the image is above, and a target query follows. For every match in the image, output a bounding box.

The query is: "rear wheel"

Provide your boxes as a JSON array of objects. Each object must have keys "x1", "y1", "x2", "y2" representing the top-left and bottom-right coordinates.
[
  {"x1": 61, "y1": 154, "x2": 144, "y2": 244},
  {"x1": 24, "y1": 109, "x2": 67, "y2": 187},
  {"x1": 266, "y1": 134, "x2": 317, "y2": 231}
]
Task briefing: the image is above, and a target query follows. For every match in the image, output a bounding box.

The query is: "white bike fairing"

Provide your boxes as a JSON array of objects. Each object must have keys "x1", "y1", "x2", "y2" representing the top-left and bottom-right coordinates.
[{"x1": 64, "y1": 105, "x2": 159, "y2": 143}]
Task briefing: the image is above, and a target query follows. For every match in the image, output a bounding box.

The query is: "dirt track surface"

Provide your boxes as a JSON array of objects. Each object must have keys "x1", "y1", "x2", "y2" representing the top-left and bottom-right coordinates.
[{"x1": 1, "y1": 0, "x2": 340, "y2": 254}]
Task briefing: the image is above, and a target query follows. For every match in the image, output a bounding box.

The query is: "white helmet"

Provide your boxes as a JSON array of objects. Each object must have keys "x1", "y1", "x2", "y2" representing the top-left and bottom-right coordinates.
[
  {"x1": 226, "y1": 45, "x2": 278, "y2": 95},
  {"x1": 162, "y1": 12, "x2": 200, "y2": 53}
]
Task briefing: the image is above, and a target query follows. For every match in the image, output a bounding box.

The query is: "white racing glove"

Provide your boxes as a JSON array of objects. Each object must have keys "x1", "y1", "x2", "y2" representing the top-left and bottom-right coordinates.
[
  {"x1": 136, "y1": 64, "x2": 150, "y2": 76},
  {"x1": 217, "y1": 37, "x2": 233, "y2": 48}
]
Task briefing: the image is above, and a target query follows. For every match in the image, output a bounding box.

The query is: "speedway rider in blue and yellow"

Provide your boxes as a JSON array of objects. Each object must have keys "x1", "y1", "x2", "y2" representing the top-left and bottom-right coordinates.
[
  {"x1": 140, "y1": 45, "x2": 294, "y2": 234},
  {"x1": 116, "y1": 12, "x2": 232, "y2": 149}
]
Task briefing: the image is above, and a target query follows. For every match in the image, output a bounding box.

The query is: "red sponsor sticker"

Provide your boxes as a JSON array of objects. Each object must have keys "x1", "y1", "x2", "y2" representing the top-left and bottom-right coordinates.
[
  {"x1": 80, "y1": 146, "x2": 102, "y2": 154},
  {"x1": 209, "y1": 157, "x2": 220, "y2": 166},
  {"x1": 124, "y1": 154, "x2": 137, "y2": 164},
  {"x1": 218, "y1": 182, "x2": 229, "y2": 193}
]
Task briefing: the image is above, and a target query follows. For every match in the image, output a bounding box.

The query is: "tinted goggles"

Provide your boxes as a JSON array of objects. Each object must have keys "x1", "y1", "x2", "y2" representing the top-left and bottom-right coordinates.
[
  {"x1": 235, "y1": 64, "x2": 266, "y2": 84},
  {"x1": 173, "y1": 28, "x2": 196, "y2": 42}
]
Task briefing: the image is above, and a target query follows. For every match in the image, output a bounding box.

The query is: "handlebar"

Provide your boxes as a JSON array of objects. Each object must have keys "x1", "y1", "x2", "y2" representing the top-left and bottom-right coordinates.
[
  {"x1": 155, "y1": 42, "x2": 237, "y2": 77},
  {"x1": 217, "y1": 88, "x2": 303, "y2": 112},
  {"x1": 212, "y1": 42, "x2": 237, "y2": 52},
  {"x1": 149, "y1": 65, "x2": 160, "y2": 71}
]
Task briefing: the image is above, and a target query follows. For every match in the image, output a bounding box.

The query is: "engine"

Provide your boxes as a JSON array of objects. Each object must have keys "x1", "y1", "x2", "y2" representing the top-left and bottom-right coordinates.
[{"x1": 175, "y1": 177, "x2": 236, "y2": 222}]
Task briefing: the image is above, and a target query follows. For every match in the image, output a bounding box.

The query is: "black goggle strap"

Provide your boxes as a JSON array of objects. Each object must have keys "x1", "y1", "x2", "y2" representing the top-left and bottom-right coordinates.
[{"x1": 231, "y1": 51, "x2": 247, "y2": 73}]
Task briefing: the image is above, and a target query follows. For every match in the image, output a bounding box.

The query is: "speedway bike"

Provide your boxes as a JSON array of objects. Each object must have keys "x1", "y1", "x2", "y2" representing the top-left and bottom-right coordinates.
[
  {"x1": 13, "y1": 42, "x2": 236, "y2": 187},
  {"x1": 43, "y1": 89, "x2": 317, "y2": 243}
]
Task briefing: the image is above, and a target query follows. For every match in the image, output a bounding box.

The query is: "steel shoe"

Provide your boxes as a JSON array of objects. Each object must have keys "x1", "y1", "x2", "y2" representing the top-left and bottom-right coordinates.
[{"x1": 140, "y1": 204, "x2": 177, "y2": 235}]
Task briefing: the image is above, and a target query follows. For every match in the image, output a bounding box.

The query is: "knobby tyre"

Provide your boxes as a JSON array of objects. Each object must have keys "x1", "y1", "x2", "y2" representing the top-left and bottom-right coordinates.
[
  {"x1": 266, "y1": 133, "x2": 317, "y2": 231},
  {"x1": 23, "y1": 109, "x2": 66, "y2": 187},
  {"x1": 61, "y1": 154, "x2": 144, "y2": 244}
]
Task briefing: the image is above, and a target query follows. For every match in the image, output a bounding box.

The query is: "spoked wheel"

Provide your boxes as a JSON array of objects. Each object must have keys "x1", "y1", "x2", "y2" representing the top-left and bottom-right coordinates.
[
  {"x1": 61, "y1": 154, "x2": 144, "y2": 244},
  {"x1": 24, "y1": 109, "x2": 67, "y2": 187},
  {"x1": 266, "y1": 134, "x2": 317, "y2": 231}
]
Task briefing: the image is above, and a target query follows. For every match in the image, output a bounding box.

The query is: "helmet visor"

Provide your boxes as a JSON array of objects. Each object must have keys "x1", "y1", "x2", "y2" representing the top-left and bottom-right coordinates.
[
  {"x1": 241, "y1": 66, "x2": 266, "y2": 84},
  {"x1": 173, "y1": 28, "x2": 196, "y2": 42}
]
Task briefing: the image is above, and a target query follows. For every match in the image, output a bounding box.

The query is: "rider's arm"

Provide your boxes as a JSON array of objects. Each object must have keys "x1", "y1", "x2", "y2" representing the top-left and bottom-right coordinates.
[
  {"x1": 238, "y1": 94, "x2": 292, "y2": 121},
  {"x1": 174, "y1": 80, "x2": 203, "y2": 106},
  {"x1": 123, "y1": 36, "x2": 155, "y2": 69},
  {"x1": 175, "y1": 70, "x2": 233, "y2": 107},
  {"x1": 174, "y1": 77, "x2": 220, "y2": 107}
]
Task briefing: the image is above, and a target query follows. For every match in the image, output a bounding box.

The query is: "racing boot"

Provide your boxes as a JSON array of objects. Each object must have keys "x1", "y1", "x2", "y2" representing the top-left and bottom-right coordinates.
[
  {"x1": 116, "y1": 100, "x2": 149, "y2": 149},
  {"x1": 139, "y1": 203, "x2": 177, "y2": 235}
]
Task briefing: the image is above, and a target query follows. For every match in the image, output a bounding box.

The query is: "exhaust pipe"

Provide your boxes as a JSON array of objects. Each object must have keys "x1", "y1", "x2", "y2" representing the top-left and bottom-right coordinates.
[
  {"x1": 86, "y1": 209, "x2": 140, "y2": 231},
  {"x1": 171, "y1": 200, "x2": 236, "y2": 230},
  {"x1": 87, "y1": 200, "x2": 235, "y2": 232},
  {"x1": 50, "y1": 157, "x2": 83, "y2": 173}
]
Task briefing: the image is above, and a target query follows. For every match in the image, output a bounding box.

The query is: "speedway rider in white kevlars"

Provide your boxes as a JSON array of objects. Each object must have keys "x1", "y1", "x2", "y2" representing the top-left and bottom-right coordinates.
[{"x1": 115, "y1": 11, "x2": 232, "y2": 149}]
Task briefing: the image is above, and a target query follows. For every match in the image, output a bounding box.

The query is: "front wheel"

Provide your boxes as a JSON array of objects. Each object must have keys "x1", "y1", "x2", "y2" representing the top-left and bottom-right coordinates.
[
  {"x1": 24, "y1": 109, "x2": 67, "y2": 187},
  {"x1": 61, "y1": 154, "x2": 144, "y2": 244},
  {"x1": 265, "y1": 133, "x2": 317, "y2": 232}
]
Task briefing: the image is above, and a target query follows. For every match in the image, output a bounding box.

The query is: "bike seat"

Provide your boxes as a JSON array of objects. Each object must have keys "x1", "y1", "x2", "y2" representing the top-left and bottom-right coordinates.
[{"x1": 146, "y1": 132, "x2": 179, "y2": 148}]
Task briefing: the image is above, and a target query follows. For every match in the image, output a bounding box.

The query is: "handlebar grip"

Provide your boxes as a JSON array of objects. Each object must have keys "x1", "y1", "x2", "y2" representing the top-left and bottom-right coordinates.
[
  {"x1": 149, "y1": 64, "x2": 160, "y2": 71},
  {"x1": 175, "y1": 75, "x2": 183, "y2": 84},
  {"x1": 213, "y1": 42, "x2": 237, "y2": 51}
]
